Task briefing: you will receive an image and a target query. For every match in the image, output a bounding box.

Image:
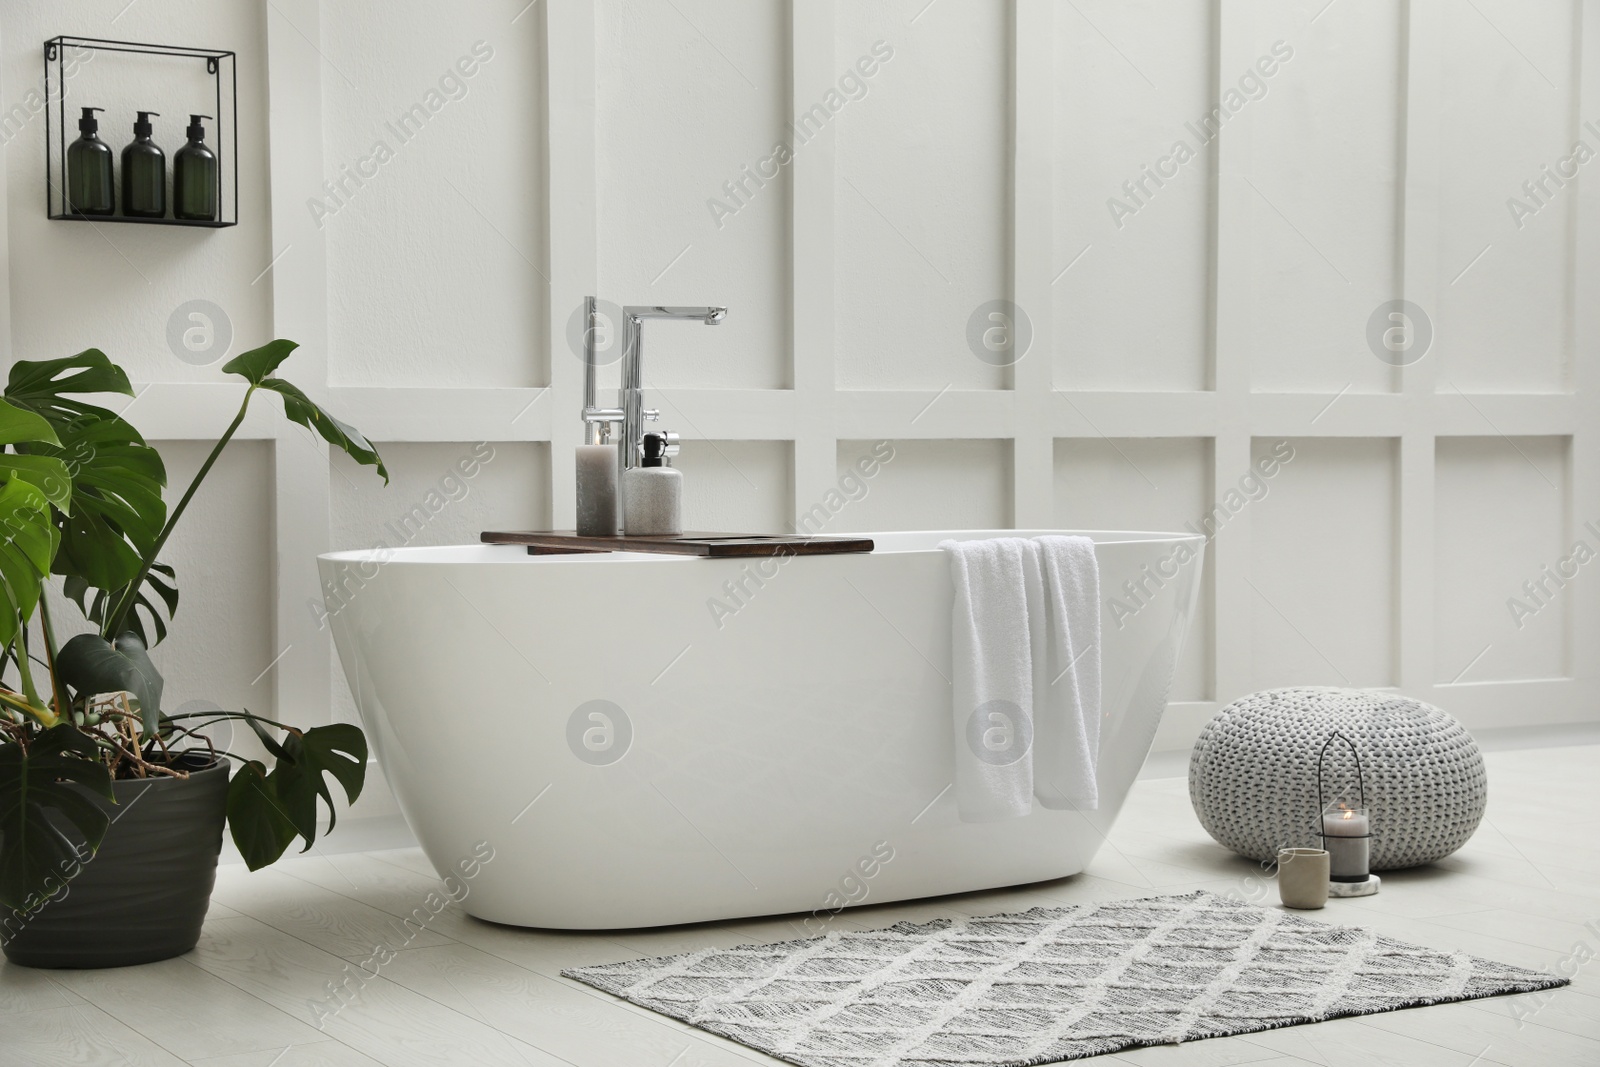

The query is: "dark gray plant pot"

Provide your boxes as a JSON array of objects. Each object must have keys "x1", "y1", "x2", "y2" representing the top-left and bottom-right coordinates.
[{"x1": 2, "y1": 756, "x2": 230, "y2": 969}]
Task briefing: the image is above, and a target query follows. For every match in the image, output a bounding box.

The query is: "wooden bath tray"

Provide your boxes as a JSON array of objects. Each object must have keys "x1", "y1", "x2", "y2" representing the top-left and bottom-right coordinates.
[{"x1": 480, "y1": 530, "x2": 875, "y2": 557}]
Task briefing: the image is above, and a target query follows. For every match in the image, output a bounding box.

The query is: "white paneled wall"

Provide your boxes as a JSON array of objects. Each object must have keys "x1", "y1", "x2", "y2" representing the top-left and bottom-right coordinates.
[
  {"x1": 597, "y1": 1, "x2": 792, "y2": 390},
  {"x1": 1054, "y1": 437, "x2": 1215, "y2": 704},
  {"x1": 321, "y1": 3, "x2": 549, "y2": 389},
  {"x1": 674, "y1": 440, "x2": 793, "y2": 532},
  {"x1": 1434, "y1": 436, "x2": 1572, "y2": 683},
  {"x1": 1055, "y1": 0, "x2": 1215, "y2": 393},
  {"x1": 838, "y1": 438, "x2": 1013, "y2": 533},
  {"x1": 1248, "y1": 437, "x2": 1399, "y2": 692},
  {"x1": 1439, "y1": 0, "x2": 1579, "y2": 392},
  {"x1": 1238, "y1": 0, "x2": 1404, "y2": 395},
  {"x1": 835, "y1": 3, "x2": 1011, "y2": 391},
  {"x1": 2, "y1": 0, "x2": 1596, "y2": 792}
]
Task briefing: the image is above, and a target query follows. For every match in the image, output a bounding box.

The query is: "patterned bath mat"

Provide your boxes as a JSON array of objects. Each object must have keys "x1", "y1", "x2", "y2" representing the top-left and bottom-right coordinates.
[{"x1": 563, "y1": 890, "x2": 1566, "y2": 1066}]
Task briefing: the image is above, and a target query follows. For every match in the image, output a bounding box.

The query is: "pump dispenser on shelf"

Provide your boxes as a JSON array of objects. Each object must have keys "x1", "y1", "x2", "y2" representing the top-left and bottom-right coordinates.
[
  {"x1": 67, "y1": 107, "x2": 114, "y2": 216},
  {"x1": 122, "y1": 111, "x2": 166, "y2": 218},
  {"x1": 623, "y1": 432, "x2": 683, "y2": 536},
  {"x1": 173, "y1": 114, "x2": 217, "y2": 221}
]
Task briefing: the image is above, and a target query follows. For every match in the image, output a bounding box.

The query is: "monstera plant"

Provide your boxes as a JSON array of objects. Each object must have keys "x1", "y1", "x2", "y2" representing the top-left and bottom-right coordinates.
[{"x1": 0, "y1": 340, "x2": 387, "y2": 967}]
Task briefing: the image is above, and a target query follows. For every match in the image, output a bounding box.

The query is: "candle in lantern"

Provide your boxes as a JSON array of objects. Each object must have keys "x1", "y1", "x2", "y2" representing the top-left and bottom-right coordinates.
[{"x1": 1322, "y1": 806, "x2": 1370, "y2": 882}]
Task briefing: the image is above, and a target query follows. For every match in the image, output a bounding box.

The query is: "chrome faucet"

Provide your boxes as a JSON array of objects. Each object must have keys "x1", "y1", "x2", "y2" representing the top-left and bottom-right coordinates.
[{"x1": 581, "y1": 298, "x2": 727, "y2": 478}]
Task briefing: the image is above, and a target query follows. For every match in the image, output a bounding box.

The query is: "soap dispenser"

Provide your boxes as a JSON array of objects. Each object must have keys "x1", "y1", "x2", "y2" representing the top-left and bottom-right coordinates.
[
  {"x1": 66, "y1": 107, "x2": 114, "y2": 216},
  {"x1": 121, "y1": 111, "x2": 165, "y2": 218},
  {"x1": 622, "y1": 431, "x2": 683, "y2": 536},
  {"x1": 173, "y1": 114, "x2": 217, "y2": 221}
]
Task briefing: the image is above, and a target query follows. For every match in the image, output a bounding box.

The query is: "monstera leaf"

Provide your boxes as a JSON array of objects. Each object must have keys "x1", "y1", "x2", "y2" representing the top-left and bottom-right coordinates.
[
  {"x1": 218, "y1": 337, "x2": 297, "y2": 384},
  {"x1": 0, "y1": 724, "x2": 114, "y2": 914},
  {"x1": 272, "y1": 723, "x2": 367, "y2": 842},
  {"x1": 225, "y1": 722, "x2": 367, "y2": 870},
  {"x1": 223, "y1": 340, "x2": 388, "y2": 483},
  {"x1": 0, "y1": 400, "x2": 66, "y2": 649},
  {"x1": 4, "y1": 351, "x2": 167, "y2": 593},
  {"x1": 0, "y1": 454, "x2": 71, "y2": 513},
  {"x1": 0, "y1": 397, "x2": 59, "y2": 453},
  {"x1": 54, "y1": 632, "x2": 164, "y2": 738},
  {"x1": 225, "y1": 761, "x2": 297, "y2": 872},
  {"x1": 0, "y1": 480, "x2": 56, "y2": 652},
  {"x1": 4, "y1": 349, "x2": 133, "y2": 426},
  {"x1": 43, "y1": 416, "x2": 167, "y2": 592},
  {"x1": 64, "y1": 563, "x2": 177, "y2": 649}
]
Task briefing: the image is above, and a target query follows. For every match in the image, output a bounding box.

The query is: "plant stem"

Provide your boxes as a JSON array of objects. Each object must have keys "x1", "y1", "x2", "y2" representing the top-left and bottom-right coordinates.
[
  {"x1": 103, "y1": 386, "x2": 256, "y2": 639},
  {"x1": 14, "y1": 621, "x2": 39, "y2": 710},
  {"x1": 164, "y1": 710, "x2": 297, "y2": 732},
  {"x1": 3, "y1": 624, "x2": 56, "y2": 729},
  {"x1": 3, "y1": 585, "x2": 34, "y2": 698},
  {"x1": 0, "y1": 688, "x2": 49, "y2": 723},
  {"x1": 36, "y1": 594, "x2": 64, "y2": 717}
]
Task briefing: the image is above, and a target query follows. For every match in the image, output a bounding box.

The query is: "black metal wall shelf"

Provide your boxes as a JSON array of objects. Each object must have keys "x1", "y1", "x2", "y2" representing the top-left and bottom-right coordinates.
[{"x1": 44, "y1": 36, "x2": 238, "y2": 228}]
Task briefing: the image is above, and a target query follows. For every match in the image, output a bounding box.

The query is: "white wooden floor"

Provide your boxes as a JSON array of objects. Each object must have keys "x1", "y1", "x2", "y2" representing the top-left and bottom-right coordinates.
[{"x1": 3, "y1": 744, "x2": 1598, "y2": 1067}]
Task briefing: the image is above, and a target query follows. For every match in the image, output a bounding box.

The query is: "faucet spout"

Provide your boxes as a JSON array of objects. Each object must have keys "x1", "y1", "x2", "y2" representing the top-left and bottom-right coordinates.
[
  {"x1": 625, "y1": 305, "x2": 727, "y2": 326},
  {"x1": 614, "y1": 303, "x2": 727, "y2": 478}
]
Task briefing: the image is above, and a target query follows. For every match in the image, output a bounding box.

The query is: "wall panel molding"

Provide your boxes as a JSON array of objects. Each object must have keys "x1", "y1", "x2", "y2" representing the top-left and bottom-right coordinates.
[
  {"x1": 233, "y1": 0, "x2": 1598, "y2": 767},
  {"x1": 266, "y1": 0, "x2": 332, "y2": 729},
  {"x1": 792, "y1": 0, "x2": 839, "y2": 524}
]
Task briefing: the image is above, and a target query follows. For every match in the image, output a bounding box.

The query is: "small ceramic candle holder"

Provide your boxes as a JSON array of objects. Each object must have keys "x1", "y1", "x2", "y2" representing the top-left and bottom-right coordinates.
[{"x1": 1277, "y1": 848, "x2": 1330, "y2": 910}]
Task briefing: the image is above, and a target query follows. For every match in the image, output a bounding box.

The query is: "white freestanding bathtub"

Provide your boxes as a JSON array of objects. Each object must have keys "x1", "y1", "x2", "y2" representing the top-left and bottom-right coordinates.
[{"x1": 319, "y1": 530, "x2": 1204, "y2": 929}]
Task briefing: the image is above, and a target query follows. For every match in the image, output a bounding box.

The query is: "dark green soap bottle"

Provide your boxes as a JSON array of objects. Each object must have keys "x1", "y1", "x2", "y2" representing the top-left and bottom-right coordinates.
[
  {"x1": 173, "y1": 114, "x2": 217, "y2": 221},
  {"x1": 66, "y1": 106, "x2": 114, "y2": 216},
  {"x1": 121, "y1": 111, "x2": 166, "y2": 218}
]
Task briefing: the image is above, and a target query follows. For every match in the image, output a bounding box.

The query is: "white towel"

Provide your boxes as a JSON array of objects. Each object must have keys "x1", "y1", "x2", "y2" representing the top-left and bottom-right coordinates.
[
  {"x1": 942, "y1": 535, "x2": 1101, "y2": 821},
  {"x1": 943, "y1": 537, "x2": 1038, "y2": 821},
  {"x1": 1033, "y1": 535, "x2": 1101, "y2": 810}
]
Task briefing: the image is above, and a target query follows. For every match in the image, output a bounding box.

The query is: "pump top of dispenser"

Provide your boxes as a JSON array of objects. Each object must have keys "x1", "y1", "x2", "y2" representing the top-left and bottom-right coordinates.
[
  {"x1": 78, "y1": 107, "x2": 104, "y2": 134},
  {"x1": 133, "y1": 111, "x2": 160, "y2": 137},
  {"x1": 640, "y1": 432, "x2": 668, "y2": 468},
  {"x1": 186, "y1": 114, "x2": 211, "y2": 140}
]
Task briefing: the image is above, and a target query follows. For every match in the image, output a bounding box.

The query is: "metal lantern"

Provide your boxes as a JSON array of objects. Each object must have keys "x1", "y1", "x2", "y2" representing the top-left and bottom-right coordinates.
[{"x1": 1316, "y1": 731, "x2": 1375, "y2": 891}]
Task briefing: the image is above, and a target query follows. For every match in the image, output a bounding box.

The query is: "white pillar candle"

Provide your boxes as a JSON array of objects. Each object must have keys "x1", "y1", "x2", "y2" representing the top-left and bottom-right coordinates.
[
  {"x1": 575, "y1": 443, "x2": 619, "y2": 536},
  {"x1": 1322, "y1": 807, "x2": 1370, "y2": 882}
]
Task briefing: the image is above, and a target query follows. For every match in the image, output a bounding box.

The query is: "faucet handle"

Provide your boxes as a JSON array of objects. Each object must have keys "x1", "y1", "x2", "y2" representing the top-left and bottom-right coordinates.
[
  {"x1": 643, "y1": 408, "x2": 661, "y2": 422},
  {"x1": 582, "y1": 406, "x2": 625, "y2": 445}
]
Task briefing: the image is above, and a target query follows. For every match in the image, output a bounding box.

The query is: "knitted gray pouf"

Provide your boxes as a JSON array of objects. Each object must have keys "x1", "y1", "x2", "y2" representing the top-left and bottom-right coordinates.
[{"x1": 1189, "y1": 686, "x2": 1487, "y2": 870}]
